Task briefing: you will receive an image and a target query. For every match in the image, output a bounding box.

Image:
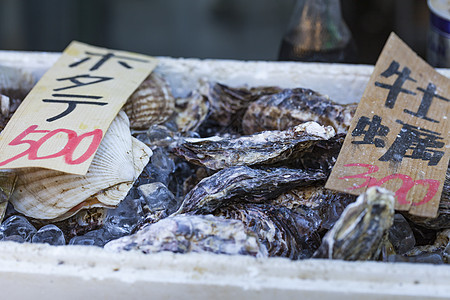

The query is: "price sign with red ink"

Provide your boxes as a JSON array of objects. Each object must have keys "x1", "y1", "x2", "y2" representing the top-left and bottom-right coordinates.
[
  {"x1": 0, "y1": 41, "x2": 157, "y2": 175},
  {"x1": 326, "y1": 33, "x2": 450, "y2": 218}
]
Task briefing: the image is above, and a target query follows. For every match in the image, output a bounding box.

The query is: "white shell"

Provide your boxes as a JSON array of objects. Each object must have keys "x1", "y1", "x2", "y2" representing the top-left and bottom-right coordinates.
[{"x1": 10, "y1": 111, "x2": 152, "y2": 220}]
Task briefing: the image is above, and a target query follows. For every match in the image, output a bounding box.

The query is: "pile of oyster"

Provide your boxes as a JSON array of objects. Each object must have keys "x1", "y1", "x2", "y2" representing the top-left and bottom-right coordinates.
[{"x1": 0, "y1": 73, "x2": 449, "y2": 264}]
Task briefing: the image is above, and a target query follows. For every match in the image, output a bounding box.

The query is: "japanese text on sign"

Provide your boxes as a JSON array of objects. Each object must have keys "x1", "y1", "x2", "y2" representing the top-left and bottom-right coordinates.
[
  {"x1": 326, "y1": 33, "x2": 450, "y2": 218},
  {"x1": 0, "y1": 41, "x2": 158, "y2": 175}
]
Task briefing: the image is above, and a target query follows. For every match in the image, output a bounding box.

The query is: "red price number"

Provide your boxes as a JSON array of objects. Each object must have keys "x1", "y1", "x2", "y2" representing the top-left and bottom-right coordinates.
[
  {"x1": 339, "y1": 163, "x2": 440, "y2": 206},
  {"x1": 0, "y1": 125, "x2": 103, "y2": 166}
]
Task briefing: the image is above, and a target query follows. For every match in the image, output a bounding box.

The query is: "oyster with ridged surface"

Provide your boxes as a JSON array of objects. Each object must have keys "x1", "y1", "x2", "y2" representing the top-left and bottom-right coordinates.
[
  {"x1": 313, "y1": 187, "x2": 395, "y2": 261},
  {"x1": 174, "y1": 122, "x2": 335, "y2": 170},
  {"x1": 214, "y1": 203, "x2": 321, "y2": 259},
  {"x1": 175, "y1": 166, "x2": 326, "y2": 215},
  {"x1": 104, "y1": 214, "x2": 267, "y2": 257},
  {"x1": 203, "y1": 83, "x2": 282, "y2": 133},
  {"x1": 242, "y1": 88, "x2": 356, "y2": 135}
]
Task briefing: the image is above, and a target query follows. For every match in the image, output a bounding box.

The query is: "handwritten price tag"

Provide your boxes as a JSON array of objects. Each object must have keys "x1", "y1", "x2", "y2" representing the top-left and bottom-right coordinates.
[
  {"x1": 0, "y1": 41, "x2": 157, "y2": 175},
  {"x1": 326, "y1": 33, "x2": 450, "y2": 218}
]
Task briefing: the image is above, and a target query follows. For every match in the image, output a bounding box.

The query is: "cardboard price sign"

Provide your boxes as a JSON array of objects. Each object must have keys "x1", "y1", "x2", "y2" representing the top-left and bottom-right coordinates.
[
  {"x1": 326, "y1": 33, "x2": 450, "y2": 218},
  {"x1": 0, "y1": 41, "x2": 157, "y2": 175}
]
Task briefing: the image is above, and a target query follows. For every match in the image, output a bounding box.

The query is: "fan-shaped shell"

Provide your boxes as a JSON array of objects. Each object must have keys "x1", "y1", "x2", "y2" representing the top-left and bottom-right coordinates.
[
  {"x1": 10, "y1": 111, "x2": 152, "y2": 220},
  {"x1": 123, "y1": 73, "x2": 175, "y2": 130}
]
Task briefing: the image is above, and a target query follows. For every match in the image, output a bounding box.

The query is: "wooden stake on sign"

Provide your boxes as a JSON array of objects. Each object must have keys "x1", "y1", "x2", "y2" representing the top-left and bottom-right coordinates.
[
  {"x1": 325, "y1": 33, "x2": 450, "y2": 218},
  {"x1": 0, "y1": 41, "x2": 158, "y2": 175}
]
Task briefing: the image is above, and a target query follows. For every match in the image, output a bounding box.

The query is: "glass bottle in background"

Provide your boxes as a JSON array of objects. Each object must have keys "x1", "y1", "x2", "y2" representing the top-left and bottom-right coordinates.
[{"x1": 278, "y1": 0, "x2": 358, "y2": 63}]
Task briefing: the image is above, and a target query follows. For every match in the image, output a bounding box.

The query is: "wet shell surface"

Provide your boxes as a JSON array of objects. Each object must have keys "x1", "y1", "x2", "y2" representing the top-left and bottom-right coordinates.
[
  {"x1": 313, "y1": 187, "x2": 395, "y2": 261},
  {"x1": 205, "y1": 83, "x2": 282, "y2": 131},
  {"x1": 174, "y1": 121, "x2": 336, "y2": 170},
  {"x1": 123, "y1": 73, "x2": 175, "y2": 130},
  {"x1": 175, "y1": 166, "x2": 326, "y2": 215},
  {"x1": 242, "y1": 88, "x2": 357, "y2": 135},
  {"x1": 10, "y1": 111, "x2": 152, "y2": 221},
  {"x1": 214, "y1": 203, "x2": 321, "y2": 260},
  {"x1": 105, "y1": 214, "x2": 267, "y2": 257},
  {"x1": 0, "y1": 169, "x2": 17, "y2": 222},
  {"x1": 174, "y1": 91, "x2": 210, "y2": 133}
]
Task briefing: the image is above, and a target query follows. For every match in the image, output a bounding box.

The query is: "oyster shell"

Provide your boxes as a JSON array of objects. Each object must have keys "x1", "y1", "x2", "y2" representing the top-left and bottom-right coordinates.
[
  {"x1": 0, "y1": 93, "x2": 22, "y2": 132},
  {"x1": 405, "y1": 229, "x2": 450, "y2": 257},
  {"x1": 313, "y1": 187, "x2": 395, "y2": 261},
  {"x1": 104, "y1": 214, "x2": 267, "y2": 257},
  {"x1": 292, "y1": 133, "x2": 345, "y2": 175},
  {"x1": 0, "y1": 170, "x2": 17, "y2": 223},
  {"x1": 272, "y1": 183, "x2": 356, "y2": 233},
  {"x1": 174, "y1": 91, "x2": 210, "y2": 133},
  {"x1": 203, "y1": 83, "x2": 282, "y2": 133},
  {"x1": 123, "y1": 73, "x2": 175, "y2": 130},
  {"x1": 214, "y1": 203, "x2": 321, "y2": 260},
  {"x1": 242, "y1": 88, "x2": 357, "y2": 135},
  {"x1": 174, "y1": 122, "x2": 335, "y2": 170},
  {"x1": 10, "y1": 111, "x2": 152, "y2": 220},
  {"x1": 387, "y1": 229, "x2": 450, "y2": 264},
  {"x1": 175, "y1": 166, "x2": 326, "y2": 215}
]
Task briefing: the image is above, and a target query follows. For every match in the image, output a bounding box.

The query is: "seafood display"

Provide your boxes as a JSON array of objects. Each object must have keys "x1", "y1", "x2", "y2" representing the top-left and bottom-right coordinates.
[
  {"x1": 313, "y1": 187, "x2": 395, "y2": 261},
  {"x1": 175, "y1": 166, "x2": 326, "y2": 215},
  {"x1": 174, "y1": 121, "x2": 335, "y2": 170},
  {"x1": 0, "y1": 170, "x2": 17, "y2": 222},
  {"x1": 0, "y1": 93, "x2": 21, "y2": 132},
  {"x1": 242, "y1": 88, "x2": 357, "y2": 134},
  {"x1": 0, "y1": 64, "x2": 448, "y2": 267},
  {"x1": 9, "y1": 111, "x2": 152, "y2": 221},
  {"x1": 203, "y1": 83, "x2": 282, "y2": 133},
  {"x1": 214, "y1": 203, "x2": 321, "y2": 259},
  {"x1": 105, "y1": 214, "x2": 267, "y2": 257},
  {"x1": 123, "y1": 73, "x2": 175, "y2": 130}
]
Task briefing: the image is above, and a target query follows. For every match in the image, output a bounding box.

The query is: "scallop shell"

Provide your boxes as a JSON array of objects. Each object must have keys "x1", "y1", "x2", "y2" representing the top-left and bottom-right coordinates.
[
  {"x1": 10, "y1": 111, "x2": 152, "y2": 221},
  {"x1": 123, "y1": 73, "x2": 175, "y2": 130}
]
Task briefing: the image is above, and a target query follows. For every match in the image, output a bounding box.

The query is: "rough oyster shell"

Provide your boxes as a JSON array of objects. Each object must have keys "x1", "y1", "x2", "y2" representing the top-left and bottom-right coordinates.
[
  {"x1": 175, "y1": 166, "x2": 326, "y2": 215},
  {"x1": 174, "y1": 91, "x2": 210, "y2": 133},
  {"x1": 242, "y1": 88, "x2": 356, "y2": 135},
  {"x1": 0, "y1": 93, "x2": 22, "y2": 132},
  {"x1": 313, "y1": 187, "x2": 395, "y2": 261},
  {"x1": 204, "y1": 83, "x2": 282, "y2": 132},
  {"x1": 272, "y1": 183, "x2": 357, "y2": 233},
  {"x1": 174, "y1": 121, "x2": 335, "y2": 170},
  {"x1": 0, "y1": 170, "x2": 17, "y2": 223},
  {"x1": 214, "y1": 203, "x2": 321, "y2": 260},
  {"x1": 123, "y1": 73, "x2": 175, "y2": 130},
  {"x1": 10, "y1": 111, "x2": 152, "y2": 221},
  {"x1": 104, "y1": 214, "x2": 267, "y2": 257}
]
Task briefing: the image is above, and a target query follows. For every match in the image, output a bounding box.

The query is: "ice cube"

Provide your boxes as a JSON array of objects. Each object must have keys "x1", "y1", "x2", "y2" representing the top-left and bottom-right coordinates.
[
  {"x1": 138, "y1": 182, "x2": 178, "y2": 215},
  {"x1": 0, "y1": 215, "x2": 36, "y2": 243},
  {"x1": 32, "y1": 224, "x2": 65, "y2": 246},
  {"x1": 69, "y1": 228, "x2": 112, "y2": 247},
  {"x1": 103, "y1": 196, "x2": 143, "y2": 238}
]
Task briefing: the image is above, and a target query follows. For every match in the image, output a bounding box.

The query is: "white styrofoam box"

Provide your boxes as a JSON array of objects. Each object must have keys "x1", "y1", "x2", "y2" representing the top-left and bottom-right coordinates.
[{"x1": 0, "y1": 51, "x2": 449, "y2": 299}]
